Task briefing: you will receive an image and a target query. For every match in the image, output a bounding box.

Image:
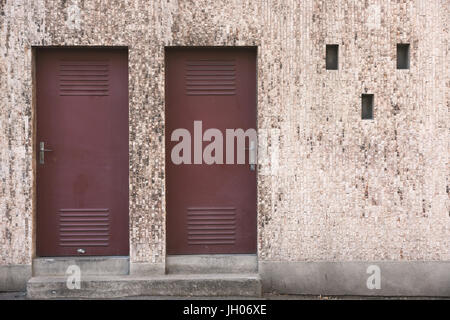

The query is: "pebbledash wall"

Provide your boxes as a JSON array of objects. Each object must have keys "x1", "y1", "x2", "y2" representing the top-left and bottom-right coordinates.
[{"x1": 0, "y1": 0, "x2": 449, "y2": 295}]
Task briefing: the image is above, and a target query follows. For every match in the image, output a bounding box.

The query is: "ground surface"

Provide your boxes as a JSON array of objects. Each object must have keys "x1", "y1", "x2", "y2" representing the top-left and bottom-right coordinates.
[{"x1": 0, "y1": 292, "x2": 447, "y2": 300}]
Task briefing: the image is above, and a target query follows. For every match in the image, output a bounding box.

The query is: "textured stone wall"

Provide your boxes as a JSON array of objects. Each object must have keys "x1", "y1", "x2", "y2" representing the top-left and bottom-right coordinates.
[{"x1": 0, "y1": 0, "x2": 448, "y2": 266}]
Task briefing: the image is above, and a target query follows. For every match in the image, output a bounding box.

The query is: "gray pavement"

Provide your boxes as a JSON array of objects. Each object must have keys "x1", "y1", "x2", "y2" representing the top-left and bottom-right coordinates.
[{"x1": 0, "y1": 291, "x2": 447, "y2": 300}]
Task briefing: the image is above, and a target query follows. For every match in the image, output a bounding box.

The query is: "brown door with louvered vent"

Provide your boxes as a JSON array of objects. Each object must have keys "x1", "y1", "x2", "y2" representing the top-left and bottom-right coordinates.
[
  {"x1": 166, "y1": 47, "x2": 257, "y2": 254},
  {"x1": 36, "y1": 48, "x2": 129, "y2": 256}
]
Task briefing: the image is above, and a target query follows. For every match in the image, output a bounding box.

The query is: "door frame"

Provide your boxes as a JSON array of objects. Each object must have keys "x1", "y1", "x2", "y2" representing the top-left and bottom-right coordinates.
[
  {"x1": 32, "y1": 46, "x2": 130, "y2": 259},
  {"x1": 163, "y1": 46, "x2": 259, "y2": 257}
]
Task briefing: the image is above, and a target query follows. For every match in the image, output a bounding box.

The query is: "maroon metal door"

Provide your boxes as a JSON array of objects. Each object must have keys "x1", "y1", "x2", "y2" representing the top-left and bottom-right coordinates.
[
  {"x1": 36, "y1": 48, "x2": 129, "y2": 256},
  {"x1": 166, "y1": 47, "x2": 257, "y2": 254}
]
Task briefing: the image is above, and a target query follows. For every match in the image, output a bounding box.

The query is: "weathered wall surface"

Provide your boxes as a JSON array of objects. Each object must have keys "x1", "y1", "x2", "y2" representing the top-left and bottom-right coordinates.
[{"x1": 0, "y1": 0, "x2": 448, "y2": 266}]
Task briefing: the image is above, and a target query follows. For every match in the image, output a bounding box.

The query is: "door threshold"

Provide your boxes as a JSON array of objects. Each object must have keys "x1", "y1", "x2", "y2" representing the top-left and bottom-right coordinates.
[
  {"x1": 32, "y1": 256, "x2": 129, "y2": 276},
  {"x1": 166, "y1": 254, "x2": 258, "y2": 274}
]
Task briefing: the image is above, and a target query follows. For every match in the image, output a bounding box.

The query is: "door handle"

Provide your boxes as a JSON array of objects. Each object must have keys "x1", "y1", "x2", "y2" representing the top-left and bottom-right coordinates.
[
  {"x1": 247, "y1": 141, "x2": 256, "y2": 171},
  {"x1": 39, "y1": 142, "x2": 53, "y2": 164}
]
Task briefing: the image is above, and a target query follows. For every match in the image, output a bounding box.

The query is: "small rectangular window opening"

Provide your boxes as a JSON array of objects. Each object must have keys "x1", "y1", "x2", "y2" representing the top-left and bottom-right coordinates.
[
  {"x1": 361, "y1": 94, "x2": 374, "y2": 120},
  {"x1": 326, "y1": 44, "x2": 339, "y2": 70},
  {"x1": 397, "y1": 43, "x2": 410, "y2": 69}
]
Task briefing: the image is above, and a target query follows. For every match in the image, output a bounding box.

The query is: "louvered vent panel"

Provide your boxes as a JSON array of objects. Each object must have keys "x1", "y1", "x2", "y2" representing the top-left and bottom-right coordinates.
[
  {"x1": 187, "y1": 207, "x2": 236, "y2": 245},
  {"x1": 59, "y1": 61, "x2": 109, "y2": 96},
  {"x1": 185, "y1": 60, "x2": 236, "y2": 95},
  {"x1": 59, "y1": 209, "x2": 110, "y2": 247}
]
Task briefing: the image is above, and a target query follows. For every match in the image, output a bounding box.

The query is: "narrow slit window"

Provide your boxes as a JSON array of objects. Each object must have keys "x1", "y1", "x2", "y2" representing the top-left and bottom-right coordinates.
[
  {"x1": 326, "y1": 44, "x2": 339, "y2": 70},
  {"x1": 397, "y1": 43, "x2": 410, "y2": 69},
  {"x1": 361, "y1": 94, "x2": 374, "y2": 120}
]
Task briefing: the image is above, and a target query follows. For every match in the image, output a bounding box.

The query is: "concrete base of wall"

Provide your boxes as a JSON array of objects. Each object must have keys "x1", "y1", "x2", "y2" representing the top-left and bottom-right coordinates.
[
  {"x1": 260, "y1": 261, "x2": 450, "y2": 297},
  {"x1": 0, "y1": 265, "x2": 32, "y2": 291},
  {"x1": 5, "y1": 260, "x2": 450, "y2": 297},
  {"x1": 130, "y1": 262, "x2": 166, "y2": 275}
]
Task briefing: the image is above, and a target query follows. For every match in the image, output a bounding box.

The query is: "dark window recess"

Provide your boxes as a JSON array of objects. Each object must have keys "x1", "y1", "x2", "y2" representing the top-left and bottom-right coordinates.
[
  {"x1": 361, "y1": 94, "x2": 374, "y2": 120},
  {"x1": 326, "y1": 44, "x2": 339, "y2": 70},
  {"x1": 397, "y1": 43, "x2": 410, "y2": 69}
]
